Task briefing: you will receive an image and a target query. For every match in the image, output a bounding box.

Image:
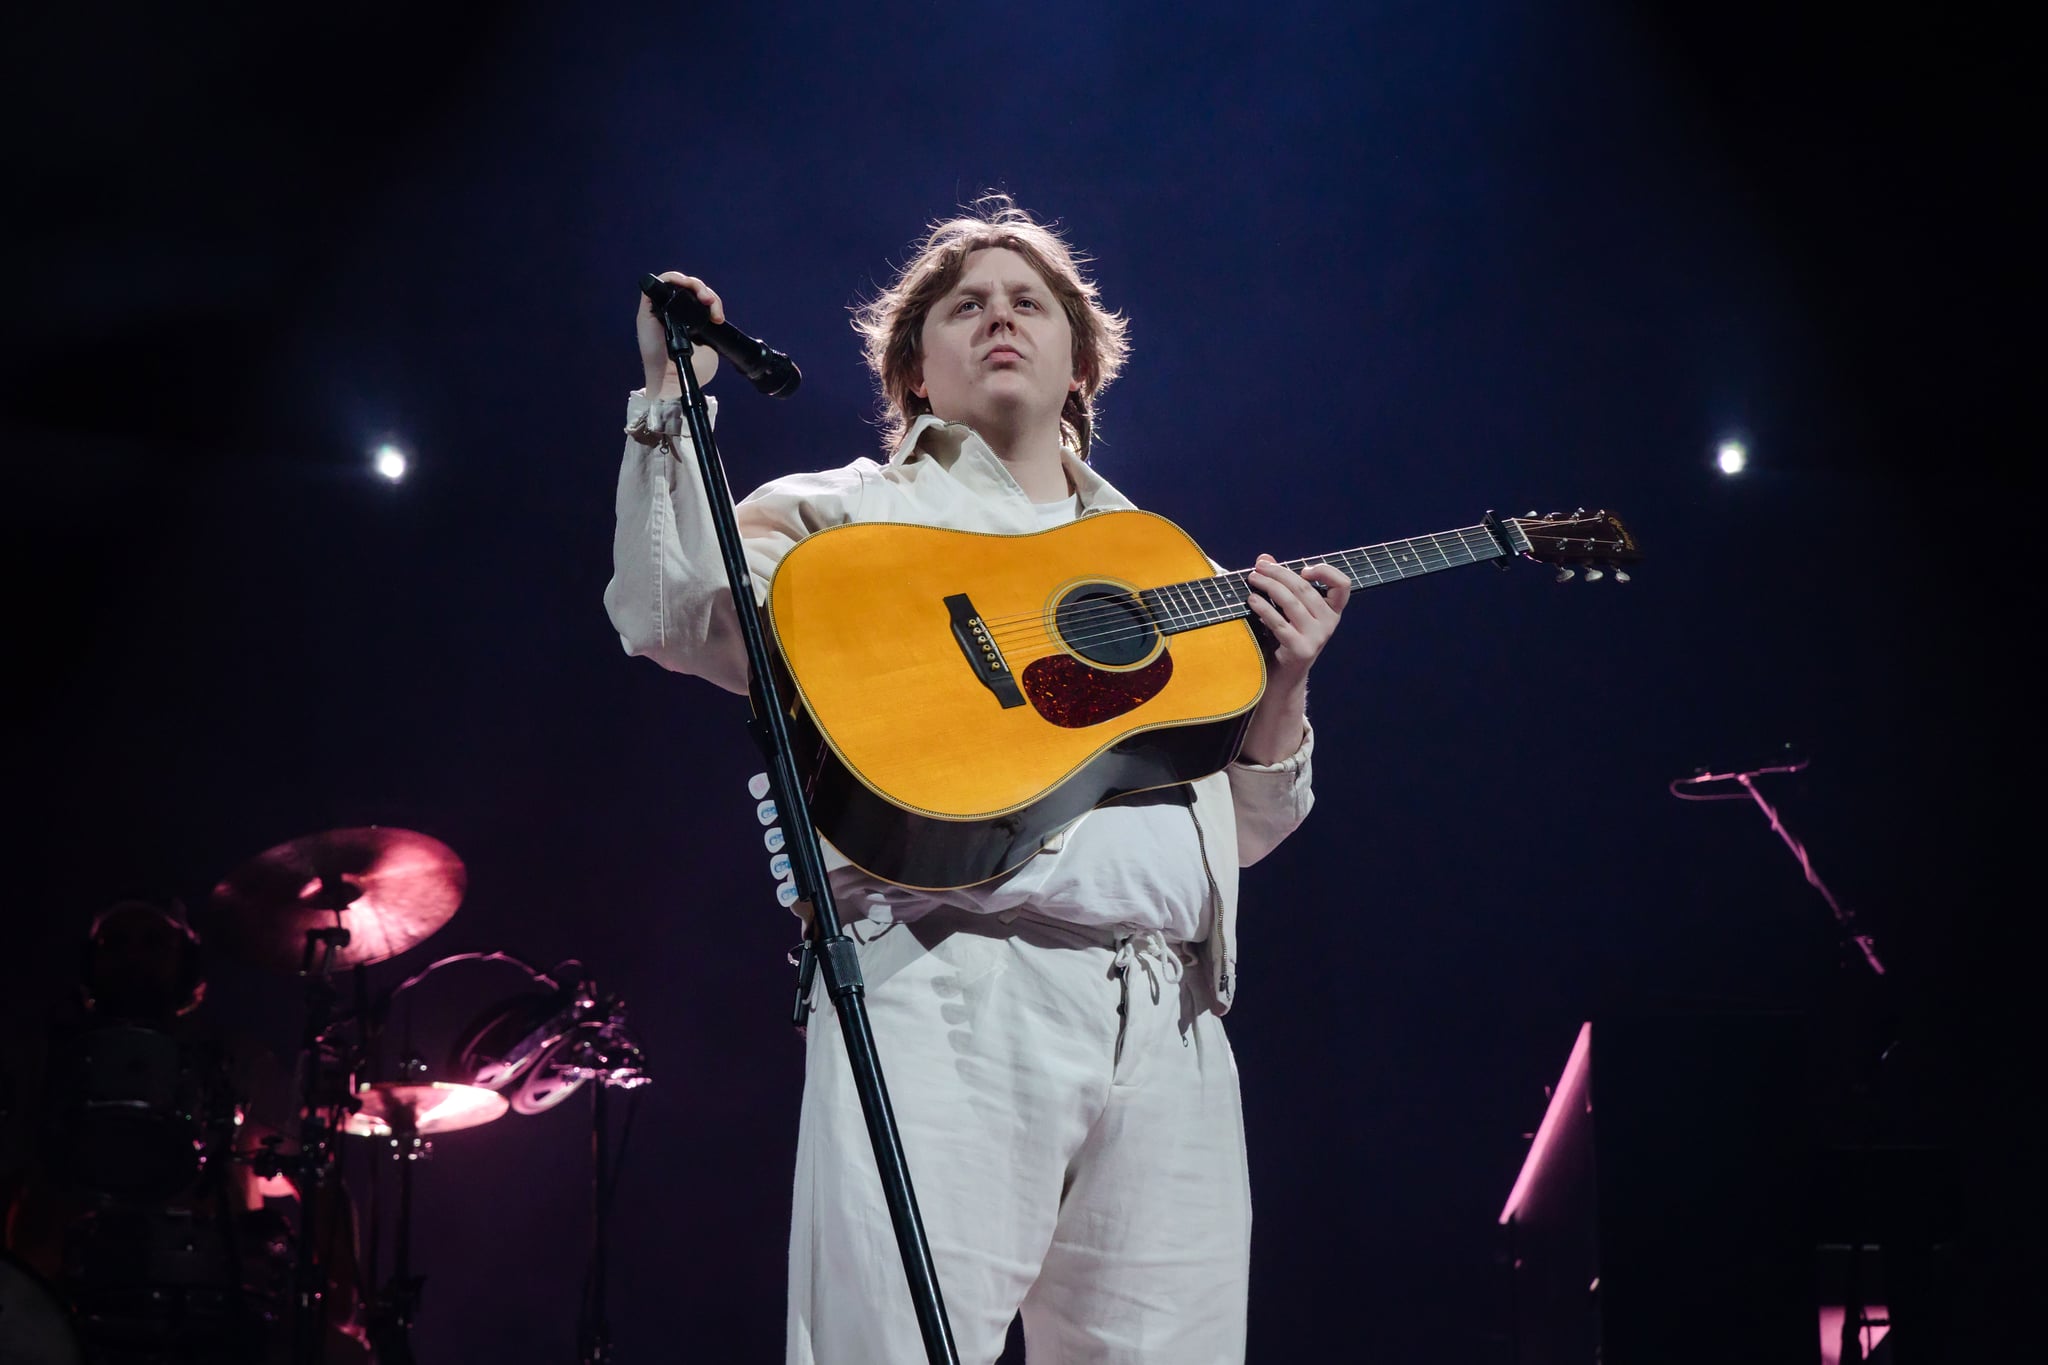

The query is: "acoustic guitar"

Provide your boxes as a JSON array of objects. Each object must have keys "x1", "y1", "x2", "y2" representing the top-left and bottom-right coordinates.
[{"x1": 768, "y1": 508, "x2": 1638, "y2": 890}]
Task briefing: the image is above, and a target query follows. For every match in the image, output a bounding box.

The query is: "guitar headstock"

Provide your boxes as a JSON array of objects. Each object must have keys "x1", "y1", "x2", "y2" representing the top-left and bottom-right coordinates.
[{"x1": 1507, "y1": 509, "x2": 1642, "y2": 583}]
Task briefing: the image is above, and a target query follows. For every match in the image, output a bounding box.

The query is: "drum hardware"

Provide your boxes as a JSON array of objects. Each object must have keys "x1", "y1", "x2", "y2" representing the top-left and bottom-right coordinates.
[
  {"x1": 504, "y1": 991, "x2": 647, "y2": 1116},
  {"x1": 448, "y1": 967, "x2": 650, "y2": 1115},
  {"x1": 285, "y1": 923, "x2": 352, "y2": 1365},
  {"x1": 23, "y1": 897, "x2": 304, "y2": 1364},
  {"x1": 202, "y1": 824, "x2": 468, "y2": 1365},
  {"x1": 201, "y1": 827, "x2": 468, "y2": 975},
  {"x1": 338, "y1": 953, "x2": 556, "y2": 1365},
  {"x1": 43, "y1": 1022, "x2": 239, "y2": 1204},
  {"x1": 49, "y1": 828, "x2": 668, "y2": 1362},
  {"x1": 444, "y1": 965, "x2": 654, "y2": 1365},
  {"x1": 562, "y1": 990, "x2": 653, "y2": 1365},
  {"x1": 54, "y1": 1059, "x2": 288, "y2": 1365},
  {"x1": 48, "y1": 903, "x2": 239, "y2": 1206},
  {"x1": 353, "y1": 1052, "x2": 438, "y2": 1365},
  {"x1": 343, "y1": 1081, "x2": 509, "y2": 1137},
  {"x1": 60, "y1": 1202, "x2": 283, "y2": 1363}
]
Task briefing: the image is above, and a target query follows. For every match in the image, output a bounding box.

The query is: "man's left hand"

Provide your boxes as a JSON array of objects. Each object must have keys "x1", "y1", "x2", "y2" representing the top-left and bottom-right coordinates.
[{"x1": 1245, "y1": 554, "x2": 1351, "y2": 689}]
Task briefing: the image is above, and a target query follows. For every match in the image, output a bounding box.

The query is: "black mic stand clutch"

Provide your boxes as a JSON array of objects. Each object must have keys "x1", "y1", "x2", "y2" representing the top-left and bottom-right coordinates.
[{"x1": 641, "y1": 277, "x2": 960, "y2": 1365}]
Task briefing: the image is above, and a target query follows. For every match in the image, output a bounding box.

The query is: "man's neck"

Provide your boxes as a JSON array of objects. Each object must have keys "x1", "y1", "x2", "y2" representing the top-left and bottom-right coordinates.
[{"x1": 974, "y1": 417, "x2": 1072, "y2": 502}]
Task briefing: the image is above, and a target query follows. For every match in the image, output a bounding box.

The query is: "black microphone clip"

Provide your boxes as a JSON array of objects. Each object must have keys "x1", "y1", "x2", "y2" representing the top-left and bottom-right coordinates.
[{"x1": 641, "y1": 273, "x2": 802, "y2": 399}]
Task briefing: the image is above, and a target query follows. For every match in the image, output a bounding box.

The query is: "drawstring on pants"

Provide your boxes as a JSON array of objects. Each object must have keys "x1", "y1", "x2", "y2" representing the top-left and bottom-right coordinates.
[{"x1": 1111, "y1": 931, "x2": 1191, "y2": 1061}]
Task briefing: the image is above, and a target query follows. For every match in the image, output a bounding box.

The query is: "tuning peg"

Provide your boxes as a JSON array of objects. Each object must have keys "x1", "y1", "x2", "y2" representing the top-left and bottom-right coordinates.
[
  {"x1": 1525, "y1": 510, "x2": 1538, "y2": 518},
  {"x1": 1583, "y1": 567, "x2": 1605, "y2": 582},
  {"x1": 1555, "y1": 567, "x2": 1575, "y2": 583},
  {"x1": 1613, "y1": 569, "x2": 1631, "y2": 583}
]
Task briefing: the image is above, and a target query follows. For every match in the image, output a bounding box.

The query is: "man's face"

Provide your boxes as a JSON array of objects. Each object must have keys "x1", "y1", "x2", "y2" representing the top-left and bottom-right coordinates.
[{"x1": 915, "y1": 247, "x2": 1078, "y2": 439}]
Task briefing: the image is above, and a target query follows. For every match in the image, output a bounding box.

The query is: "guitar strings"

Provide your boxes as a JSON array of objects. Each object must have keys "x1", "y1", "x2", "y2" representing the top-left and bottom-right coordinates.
[
  {"x1": 984, "y1": 581, "x2": 1354, "y2": 662},
  {"x1": 976, "y1": 574, "x2": 1249, "y2": 645},
  {"x1": 977, "y1": 568, "x2": 1423, "y2": 664},
  {"x1": 968, "y1": 524, "x2": 1509, "y2": 643},
  {"x1": 958, "y1": 517, "x2": 1624, "y2": 665},
  {"x1": 976, "y1": 555, "x2": 1460, "y2": 652},
  {"x1": 978, "y1": 587, "x2": 1245, "y2": 652},
  {"x1": 973, "y1": 529, "x2": 1509, "y2": 650},
  {"x1": 964, "y1": 517, "x2": 1626, "y2": 647}
]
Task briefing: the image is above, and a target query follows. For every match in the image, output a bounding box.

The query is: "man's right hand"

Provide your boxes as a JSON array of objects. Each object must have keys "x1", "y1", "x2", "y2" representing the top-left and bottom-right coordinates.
[{"x1": 638, "y1": 271, "x2": 724, "y2": 399}]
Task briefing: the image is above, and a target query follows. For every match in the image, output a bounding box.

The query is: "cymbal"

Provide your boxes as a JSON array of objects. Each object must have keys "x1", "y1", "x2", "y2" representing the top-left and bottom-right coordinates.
[
  {"x1": 205, "y1": 827, "x2": 466, "y2": 971},
  {"x1": 343, "y1": 1082, "x2": 508, "y2": 1138}
]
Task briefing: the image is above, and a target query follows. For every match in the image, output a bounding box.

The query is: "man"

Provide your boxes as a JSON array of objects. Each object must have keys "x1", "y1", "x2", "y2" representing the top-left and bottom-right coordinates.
[{"x1": 606, "y1": 197, "x2": 1349, "y2": 1363}]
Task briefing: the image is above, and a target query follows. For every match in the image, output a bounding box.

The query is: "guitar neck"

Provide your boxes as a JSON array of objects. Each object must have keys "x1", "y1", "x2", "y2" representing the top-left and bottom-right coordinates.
[{"x1": 1140, "y1": 521, "x2": 1527, "y2": 634}]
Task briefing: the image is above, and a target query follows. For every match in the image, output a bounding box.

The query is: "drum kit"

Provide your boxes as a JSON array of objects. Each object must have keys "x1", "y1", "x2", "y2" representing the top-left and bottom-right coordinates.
[{"x1": 3, "y1": 826, "x2": 651, "y2": 1365}]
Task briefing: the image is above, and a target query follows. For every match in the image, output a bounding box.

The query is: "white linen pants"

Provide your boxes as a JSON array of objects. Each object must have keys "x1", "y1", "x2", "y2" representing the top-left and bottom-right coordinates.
[{"x1": 787, "y1": 910, "x2": 1250, "y2": 1365}]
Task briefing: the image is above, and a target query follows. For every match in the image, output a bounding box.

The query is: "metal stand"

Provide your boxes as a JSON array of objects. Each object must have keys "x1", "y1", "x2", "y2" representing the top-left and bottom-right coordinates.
[
  {"x1": 646, "y1": 283, "x2": 959, "y2": 1364},
  {"x1": 1670, "y1": 753, "x2": 1883, "y2": 977},
  {"x1": 362, "y1": 1125, "x2": 425, "y2": 1365},
  {"x1": 285, "y1": 912, "x2": 353, "y2": 1365},
  {"x1": 1672, "y1": 753, "x2": 1909, "y2": 1360},
  {"x1": 363, "y1": 1053, "x2": 429, "y2": 1365},
  {"x1": 578, "y1": 1081, "x2": 615, "y2": 1365},
  {"x1": 562, "y1": 983, "x2": 648, "y2": 1365}
]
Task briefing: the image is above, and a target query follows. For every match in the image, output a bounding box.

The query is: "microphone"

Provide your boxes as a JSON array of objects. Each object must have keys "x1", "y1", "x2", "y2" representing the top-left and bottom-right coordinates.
[{"x1": 640, "y1": 274, "x2": 802, "y2": 398}]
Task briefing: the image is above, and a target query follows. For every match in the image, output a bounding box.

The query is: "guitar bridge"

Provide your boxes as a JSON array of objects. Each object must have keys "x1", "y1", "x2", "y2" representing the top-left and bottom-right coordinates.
[{"x1": 944, "y1": 593, "x2": 1026, "y2": 709}]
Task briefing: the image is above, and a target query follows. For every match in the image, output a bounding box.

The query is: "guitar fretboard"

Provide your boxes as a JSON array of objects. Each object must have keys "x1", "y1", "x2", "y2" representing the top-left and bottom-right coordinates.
[{"x1": 1138, "y1": 522, "x2": 1520, "y2": 635}]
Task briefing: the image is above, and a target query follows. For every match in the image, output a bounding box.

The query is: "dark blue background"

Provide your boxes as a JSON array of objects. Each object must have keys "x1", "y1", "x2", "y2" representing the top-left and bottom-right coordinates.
[{"x1": 9, "y1": 2, "x2": 2025, "y2": 1359}]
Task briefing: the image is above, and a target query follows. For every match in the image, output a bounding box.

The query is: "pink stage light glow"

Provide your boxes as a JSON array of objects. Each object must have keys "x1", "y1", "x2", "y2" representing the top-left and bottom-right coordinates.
[
  {"x1": 1818, "y1": 1305, "x2": 1889, "y2": 1365},
  {"x1": 1499, "y1": 1021, "x2": 1592, "y2": 1225}
]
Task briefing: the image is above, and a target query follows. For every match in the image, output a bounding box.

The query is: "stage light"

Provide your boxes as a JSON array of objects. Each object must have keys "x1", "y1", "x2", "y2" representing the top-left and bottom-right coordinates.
[
  {"x1": 1716, "y1": 440, "x2": 1747, "y2": 475},
  {"x1": 374, "y1": 445, "x2": 408, "y2": 481}
]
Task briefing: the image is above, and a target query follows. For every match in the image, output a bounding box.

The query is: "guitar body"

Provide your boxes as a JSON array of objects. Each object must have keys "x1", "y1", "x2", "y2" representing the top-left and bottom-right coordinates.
[{"x1": 768, "y1": 510, "x2": 1266, "y2": 890}]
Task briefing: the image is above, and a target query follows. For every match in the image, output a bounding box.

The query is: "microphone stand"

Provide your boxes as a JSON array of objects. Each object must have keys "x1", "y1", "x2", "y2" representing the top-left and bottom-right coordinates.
[
  {"x1": 1672, "y1": 753, "x2": 1894, "y2": 1361},
  {"x1": 649, "y1": 294, "x2": 960, "y2": 1365},
  {"x1": 1669, "y1": 754, "x2": 1883, "y2": 978}
]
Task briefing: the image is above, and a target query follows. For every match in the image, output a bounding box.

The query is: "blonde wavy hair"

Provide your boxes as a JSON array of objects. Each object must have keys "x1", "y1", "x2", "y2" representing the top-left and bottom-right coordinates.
[{"x1": 852, "y1": 195, "x2": 1130, "y2": 460}]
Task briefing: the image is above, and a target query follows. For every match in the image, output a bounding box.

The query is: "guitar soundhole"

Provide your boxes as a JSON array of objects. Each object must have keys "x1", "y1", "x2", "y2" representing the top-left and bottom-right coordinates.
[
  {"x1": 1053, "y1": 583, "x2": 1156, "y2": 667},
  {"x1": 1020, "y1": 651, "x2": 1174, "y2": 729}
]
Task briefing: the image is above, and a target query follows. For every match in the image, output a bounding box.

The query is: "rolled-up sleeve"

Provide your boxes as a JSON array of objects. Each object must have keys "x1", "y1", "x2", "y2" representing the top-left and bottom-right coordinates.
[
  {"x1": 1228, "y1": 722, "x2": 1315, "y2": 865},
  {"x1": 603, "y1": 390, "x2": 863, "y2": 695}
]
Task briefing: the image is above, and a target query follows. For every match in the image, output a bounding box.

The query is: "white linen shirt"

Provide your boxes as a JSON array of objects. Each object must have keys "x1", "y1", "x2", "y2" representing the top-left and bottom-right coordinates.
[{"x1": 604, "y1": 392, "x2": 1316, "y2": 1012}]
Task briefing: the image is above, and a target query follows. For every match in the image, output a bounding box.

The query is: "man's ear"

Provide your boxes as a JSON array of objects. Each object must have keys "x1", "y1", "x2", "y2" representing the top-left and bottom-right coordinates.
[{"x1": 910, "y1": 366, "x2": 927, "y2": 400}]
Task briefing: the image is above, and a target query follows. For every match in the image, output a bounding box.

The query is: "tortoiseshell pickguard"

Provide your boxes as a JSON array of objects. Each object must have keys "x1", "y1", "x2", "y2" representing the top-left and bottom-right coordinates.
[{"x1": 1020, "y1": 651, "x2": 1174, "y2": 728}]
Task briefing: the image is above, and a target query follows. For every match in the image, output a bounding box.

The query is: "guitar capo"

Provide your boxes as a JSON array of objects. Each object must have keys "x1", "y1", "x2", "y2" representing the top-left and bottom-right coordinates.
[{"x1": 1482, "y1": 510, "x2": 1515, "y2": 569}]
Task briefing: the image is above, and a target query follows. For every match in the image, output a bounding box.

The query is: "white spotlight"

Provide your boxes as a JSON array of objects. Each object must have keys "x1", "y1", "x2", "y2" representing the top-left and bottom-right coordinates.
[
  {"x1": 374, "y1": 445, "x2": 408, "y2": 481},
  {"x1": 1716, "y1": 440, "x2": 1747, "y2": 475}
]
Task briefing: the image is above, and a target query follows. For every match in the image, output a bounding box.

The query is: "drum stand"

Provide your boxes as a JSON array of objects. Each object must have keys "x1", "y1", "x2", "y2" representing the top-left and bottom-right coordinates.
[
  {"x1": 281, "y1": 916, "x2": 355, "y2": 1365},
  {"x1": 580, "y1": 1078, "x2": 616, "y2": 1365},
  {"x1": 363, "y1": 1081, "x2": 428, "y2": 1365},
  {"x1": 571, "y1": 1010, "x2": 649, "y2": 1365}
]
